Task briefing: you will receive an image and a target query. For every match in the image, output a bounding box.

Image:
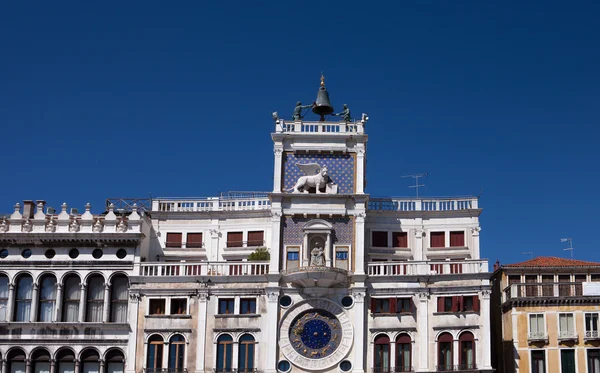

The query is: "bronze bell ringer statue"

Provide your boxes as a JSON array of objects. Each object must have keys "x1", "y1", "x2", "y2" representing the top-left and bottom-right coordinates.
[{"x1": 312, "y1": 74, "x2": 334, "y2": 121}]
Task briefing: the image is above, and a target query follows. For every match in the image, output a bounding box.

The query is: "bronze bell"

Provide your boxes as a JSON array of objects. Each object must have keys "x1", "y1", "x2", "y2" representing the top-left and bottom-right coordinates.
[{"x1": 312, "y1": 75, "x2": 334, "y2": 121}]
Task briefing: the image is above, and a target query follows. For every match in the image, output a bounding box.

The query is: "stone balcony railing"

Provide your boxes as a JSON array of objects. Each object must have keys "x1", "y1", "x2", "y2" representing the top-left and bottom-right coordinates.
[
  {"x1": 0, "y1": 201, "x2": 142, "y2": 234},
  {"x1": 502, "y1": 282, "x2": 597, "y2": 302},
  {"x1": 585, "y1": 330, "x2": 600, "y2": 340},
  {"x1": 367, "y1": 260, "x2": 488, "y2": 276},
  {"x1": 138, "y1": 261, "x2": 270, "y2": 277},
  {"x1": 274, "y1": 116, "x2": 367, "y2": 134},
  {"x1": 557, "y1": 331, "x2": 578, "y2": 341},
  {"x1": 153, "y1": 196, "x2": 271, "y2": 213},
  {"x1": 527, "y1": 332, "x2": 549, "y2": 343},
  {"x1": 368, "y1": 197, "x2": 478, "y2": 212}
]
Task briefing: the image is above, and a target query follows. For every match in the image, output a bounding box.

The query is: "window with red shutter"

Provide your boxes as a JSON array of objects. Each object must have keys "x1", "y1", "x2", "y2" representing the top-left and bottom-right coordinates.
[
  {"x1": 389, "y1": 298, "x2": 397, "y2": 313},
  {"x1": 372, "y1": 231, "x2": 388, "y2": 247},
  {"x1": 248, "y1": 231, "x2": 264, "y2": 247},
  {"x1": 450, "y1": 231, "x2": 465, "y2": 247},
  {"x1": 451, "y1": 296, "x2": 460, "y2": 312},
  {"x1": 437, "y1": 297, "x2": 445, "y2": 312},
  {"x1": 472, "y1": 296, "x2": 480, "y2": 312},
  {"x1": 227, "y1": 232, "x2": 243, "y2": 248},
  {"x1": 186, "y1": 233, "x2": 203, "y2": 248},
  {"x1": 430, "y1": 232, "x2": 445, "y2": 248},
  {"x1": 392, "y1": 232, "x2": 408, "y2": 248},
  {"x1": 166, "y1": 233, "x2": 182, "y2": 248}
]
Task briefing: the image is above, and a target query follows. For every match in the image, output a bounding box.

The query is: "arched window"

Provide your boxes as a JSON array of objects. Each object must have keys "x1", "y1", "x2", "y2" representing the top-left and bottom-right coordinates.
[
  {"x1": 7, "y1": 348, "x2": 27, "y2": 373},
  {"x1": 56, "y1": 349, "x2": 76, "y2": 373},
  {"x1": 86, "y1": 275, "x2": 105, "y2": 322},
  {"x1": 62, "y1": 275, "x2": 81, "y2": 322},
  {"x1": 32, "y1": 349, "x2": 51, "y2": 373},
  {"x1": 147, "y1": 335, "x2": 164, "y2": 371},
  {"x1": 110, "y1": 275, "x2": 128, "y2": 323},
  {"x1": 38, "y1": 275, "x2": 57, "y2": 322},
  {"x1": 373, "y1": 334, "x2": 390, "y2": 373},
  {"x1": 14, "y1": 274, "x2": 33, "y2": 321},
  {"x1": 396, "y1": 334, "x2": 411, "y2": 372},
  {"x1": 169, "y1": 334, "x2": 185, "y2": 372},
  {"x1": 438, "y1": 333, "x2": 454, "y2": 371},
  {"x1": 216, "y1": 334, "x2": 233, "y2": 373},
  {"x1": 0, "y1": 274, "x2": 8, "y2": 321},
  {"x1": 80, "y1": 349, "x2": 100, "y2": 373},
  {"x1": 105, "y1": 349, "x2": 125, "y2": 373},
  {"x1": 238, "y1": 334, "x2": 256, "y2": 373},
  {"x1": 459, "y1": 332, "x2": 476, "y2": 370}
]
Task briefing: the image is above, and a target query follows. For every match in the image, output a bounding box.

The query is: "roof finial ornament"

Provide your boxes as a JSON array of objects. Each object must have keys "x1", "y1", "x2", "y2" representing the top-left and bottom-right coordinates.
[{"x1": 320, "y1": 72, "x2": 325, "y2": 88}]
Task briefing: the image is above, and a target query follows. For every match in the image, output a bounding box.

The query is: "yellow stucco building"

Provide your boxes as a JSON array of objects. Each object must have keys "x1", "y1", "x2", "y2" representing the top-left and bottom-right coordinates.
[{"x1": 491, "y1": 257, "x2": 600, "y2": 373}]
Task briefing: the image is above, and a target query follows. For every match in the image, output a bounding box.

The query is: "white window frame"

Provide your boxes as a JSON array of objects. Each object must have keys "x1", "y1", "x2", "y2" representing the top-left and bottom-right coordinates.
[
  {"x1": 147, "y1": 297, "x2": 190, "y2": 316},
  {"x1": 528, "y1": 313, "x2": 547, "y2": 339},
  {"x1": 333, "y1": 245, "x2": 351, "y2": 270},
  {"x1": 557, "y1": 313, "x2": 576, "y2": 339},
  {"x1": 284, "y1": 245, "x2": 301, "y2": 270},
  {"x1": 530, "y1": 349, "x2": 547, "y2": 373},
  {"x1": 558, "y1": 348, "x2": 578, "y2": 373}
]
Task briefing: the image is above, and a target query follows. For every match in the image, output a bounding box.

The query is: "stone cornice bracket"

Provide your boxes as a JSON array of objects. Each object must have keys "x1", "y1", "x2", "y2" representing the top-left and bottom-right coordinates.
[
  {"x1": 414, "y1": 228, "x2": 425, "y2": 238},
  {"x1": 481, "y1": 289, "x2": 491, "y2": 299},
  {"x1": 129, "y1": 293, "x2": 142, "y2": 303},
  {"x1": 418, "y1": 291, "x2": 430, "y2": 301},
  {"x1": 355, "y1": 212, "x2": 366, "y2": 222},
  {"x1": 265, "y1": 287, "x2": 280, "y2": 302},
  {"x1": 274, "y1": 147, "x2": 283, "y2": 155},
  {"x1": 209, "y1": 229, "x2": 220, "y2": 237},
  {"x1": 471, "y1": 226, "x2": 481, "y2": 236},
  {"x1": 195, "y1": 290, "x2": 209, "y2": 302},
  {"x1": 271, "y1": 211, "x2": 282, "y2": 222},
  {"x1": 351, "y1": 288, "x2": 367, "y2": 302}
]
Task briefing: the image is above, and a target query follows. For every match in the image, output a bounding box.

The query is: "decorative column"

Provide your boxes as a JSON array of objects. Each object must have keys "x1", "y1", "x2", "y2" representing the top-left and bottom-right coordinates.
[
  {"x1": 25, "y1": 359, "x2": 32, "y2": 373},
  {"x1": 264, "y1": 288, "x2": 280, "y2": 373},
  {"x1": 54, "y1": 284, "x2": 63, "y2": 322},
  {"x1": 268, "y1": 210, "x2": 282, "y2": 274},
  {"x1": 79, "y1": 284, "x2": 87, "y2": 322},
  {"x1": 6, "y1": 283, "x2": 15, "y2": 322},
  {"x1": 414, "y1": 228, "x2": 424, "y2": 261},
  {"x1": 355, "y1": 146, "x2": 365, "y2": 194},
  {"x1": 273, "y1": 147, "x2": 284, "y2": 192},
  {"x1": 126, "y1": 293, "x2": 141, "y2": 373},
  {"x1": 195, "y1": 291, "x2": 208, "y2": 373},
  {"x1": 480, "y1": 290, "x2": 492, "y2": 370},
  {"x1": 99, "y1": 361, "x2": 105, "y2": 373},
  {"x1": 103, "y1": 283, "x2": 111, "y2": 322},
  {"x1": 390, "y1": 341, "x2": 397, "y2": 371},
  {"x1": 352, "y1": 289, "x2": 367, "y2": 373},
  {"x1": 232, "y1": 342, "x2": 240, "y2": 371},
  {"x1": 74, "y1": 360, "x2": 81, "y2": 373},
  {"x1": 354, "y1": 212, "x2": 366, "y2": 274},
  {"x1": 209, "y1": 228, "x2": 220, "y2": 262},
  {"x1": 30, "y1": 283, "x2": 39, "y2": 322},
  {"x1": 3, "y1": 360, "x2": 8, "y2": 373},
  {"x1": 50, "y1": 359, "x2": 56, "y2": 373},
  {"x1": 470, "y1": 227, "x2": 481, "y2": 260},
  {"x1": 416, "y1": 292, "x2": 429, "y2": 372}
]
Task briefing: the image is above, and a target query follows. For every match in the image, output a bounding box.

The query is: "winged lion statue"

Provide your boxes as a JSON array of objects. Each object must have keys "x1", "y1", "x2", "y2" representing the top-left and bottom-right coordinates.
[{"x1": 290, "y1": 163, "x2": 335, "y2": 194}]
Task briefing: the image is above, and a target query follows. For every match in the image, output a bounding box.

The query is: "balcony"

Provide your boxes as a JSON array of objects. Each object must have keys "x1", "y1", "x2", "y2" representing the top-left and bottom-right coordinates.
[
  {"x1": 368, "y1": 197, "x2": 478, "y2": 212},
  {"x1": 367, "y1": 260, "x2": 488, "y2": 277},
  {"x1": 144, "y1": 369, "x2": 188, "y2": 373},
  {"x1": 435, "y1": 365, "x2": 478, "y2": 372},
  {"x1": 281, "y1": 265, "x2": 350, "y2": 287},
  {"x1": 213, "y1": 369, "x2": 258, "y2": 373},
  {"x1": 557, "y1": 331, "x2": 578, "y2": 342},
  {"x1": 503, "y1": 282, "x2": 589, "y2": 302},
  {"x1": 153, "y1": 194, "x2": 271, "y2": 213},
  {"x1": 585, "y1": 330, "x2": 600, "y2": 340},
  {"x1": 527, "y1": 332, "x2": 549, "y2": 343},
  {"x1": 137, "y1": 261, "x2": 269, "y2": 277},
  {"x1": 371, "y1": 368, "x2": 414, "y2": 373}
]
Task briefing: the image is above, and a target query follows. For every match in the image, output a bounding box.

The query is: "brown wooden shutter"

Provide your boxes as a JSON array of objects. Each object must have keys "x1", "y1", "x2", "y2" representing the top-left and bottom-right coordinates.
[
  {"x1": 370, "y1": 297, "x2": 377, "y2": 312},
  {"x1": 450, "y1": 231, "x2": 465, "y2": 247},
  {"x1": 227, "y1": 232, "x2": 243, "y2": 247},
  {"x1": 473, "y1": 295, "x2": 480, "y2": 312},
  {"x1": 451, "y1": 296, "x2": 459, "y2": 312},
  {"x1": 166, "y1": 233, "x2": 182, "y2": 248},
  {"x1": 248, "y1": 231, "x2": 264, "y2": 246},
  {"x1": 437, "y1": 297, "x2": 444, "y2": 312},
  {"x1": 187, "y1": 233, "x2": 203, "y2": 248},
  {"x1": 410, "y1": 299, "x2": 415, "y2": 313},
  {"x1": 392, "y1": 232, "x2": 408, "y2": 248},
  {"x1": 389, "y1": 298, "x2": 397, "y2": 313},
  {"x1": 430, "y1": 232, "x2": 445, "y2": 248}
]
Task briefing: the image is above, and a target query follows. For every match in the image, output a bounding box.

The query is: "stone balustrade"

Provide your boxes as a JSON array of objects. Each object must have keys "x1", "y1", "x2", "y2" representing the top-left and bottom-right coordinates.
[
  {"x1": 367, "y1": 259, "x2": 488, "y2": 276},
  {"x1": 368, "y1": 197, "x2": 478, "y2": 212},
  {"x1": 138, "y1": 261, "x2": 270, "y2": 277},
  {"x1": 153, "y1": 197, "x2": 271, "y2": 212},
  {"x1": 274, "y1": 115, "x2": 368, "y2": 134},
  {"x1": 0, "y1": 201, "x2": 142, "y2": 234}
]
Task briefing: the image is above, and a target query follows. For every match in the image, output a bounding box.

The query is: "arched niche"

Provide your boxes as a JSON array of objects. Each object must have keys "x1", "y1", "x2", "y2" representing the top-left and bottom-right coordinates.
[{"x1": 302, "y1": 219, "x2": 333, "y2": 267}]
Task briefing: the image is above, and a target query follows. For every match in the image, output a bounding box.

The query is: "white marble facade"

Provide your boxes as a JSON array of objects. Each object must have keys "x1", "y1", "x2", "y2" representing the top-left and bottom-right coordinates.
[{"x1": 0, "y1": 114, "x2": 492, "y2": 373}]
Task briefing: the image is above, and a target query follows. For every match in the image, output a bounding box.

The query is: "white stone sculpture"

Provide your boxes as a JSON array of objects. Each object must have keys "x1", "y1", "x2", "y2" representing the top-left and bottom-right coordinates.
[
  {"x1": 22, "y1": 219, "x2": 32, "y2": 233},
  {"x1": 0, "y1": 220, "x2": 8, "y2": 233},
  {"x1": 310, "y1": 244, "x2": 325, "y2": 266},
  {"x1": 93, "y1": 219, "x2": 103, "y2": 233},
  {"x1": 291, "y1": 163, "x2": 337, "y2": 194},
  {"x1": 117, "y1": 219, "x2": 128, "y2": 233},
  {"x1": 69, "y1": 218, "x2": 79, "y2": 232},
  {"x1": 45, "y1": 219, "x2": 56, "y2": 232}
]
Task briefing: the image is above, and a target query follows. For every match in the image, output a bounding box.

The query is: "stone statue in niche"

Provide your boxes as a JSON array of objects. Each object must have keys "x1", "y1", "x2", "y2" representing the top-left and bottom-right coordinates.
[
  {"x1": 310, "y1": 244, "x2": 326, "y2": 266},
  {"x1": 290, "y1": 163, "x2": 337, "y2": 194}
]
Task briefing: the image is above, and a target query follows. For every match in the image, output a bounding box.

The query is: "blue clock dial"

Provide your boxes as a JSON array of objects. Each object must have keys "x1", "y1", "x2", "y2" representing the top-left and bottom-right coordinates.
[{"x1": 289, "y1": 309, "x2": 342, "y2": 359}]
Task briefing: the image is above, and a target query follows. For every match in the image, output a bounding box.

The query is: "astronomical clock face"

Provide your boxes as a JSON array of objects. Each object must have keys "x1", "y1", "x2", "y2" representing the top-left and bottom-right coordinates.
[{"x1": 279, "y1": 299, "x2": 353, "y2": 370}]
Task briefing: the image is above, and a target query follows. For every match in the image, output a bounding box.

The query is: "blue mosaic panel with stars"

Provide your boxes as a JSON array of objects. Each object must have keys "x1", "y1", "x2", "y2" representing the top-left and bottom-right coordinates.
[{"x1": 283, "y1": 153, "x2": 355, "y2": 194}]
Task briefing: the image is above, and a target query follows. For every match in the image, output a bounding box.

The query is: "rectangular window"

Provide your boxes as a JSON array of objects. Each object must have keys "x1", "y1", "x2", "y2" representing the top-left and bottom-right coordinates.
[
  {"x1": 529, "y1": 314, "x2": 545, "y2": 338},
  {"x1": 443, "y1": 297, "x2": 453, "y2": 312},
  {"x1": 575, "y1": 274, "x2": 586, "y2": 296},
  {"x1": 218, "y1": 298, "x2": 235, "y2": 314},
  {"x1": 149, "y1": 299, "x2": 166, "y2": 315},
  {"x1": 541, "y1": 275, "x2": 554, "y2": 296},
  {"x1": 372, "y1": 298, "x2": 391, "y2": 313},
  {"x1": 559, "y1": 314, "x2": 575, "y2": 339},
  {"x1": 586, "y1": 313, "x2": 599, "y2": 337},
  {"x1": 531, "y1": 350, "x2": 545, "y2": 373},
  {"x1": 240, "y1": 299, "x2": 257, "y2": 314},
  {"x1": 287, "y1": 251, "x2": 299, "y2": 261},
  {"x1": 592, "y1": 274, "x2": 600, "y2": 282},
  {"x1": 463, "y1": 296, "x2": 474, "y2": 311},
  {"x1": 166, "y1": 232, "x2": 182, "y2": 248},
  {"x1": 336, "y1": 251, "x2": 349, "y2": 260},
  {"x1": 449, "y1": 231, "x2": 465, "y2": 247},
  {"x1": 560, "y1": 350, "x2": 575, "y2": 373},
  {"x1": 396, "y1": 298, "x2": 411, "y2": 313},
  {"x1": 170, "y1": 298, "x2": 187, "y2": 315},
  {"x1": 430, "y1": 232, "x2": 445, "y2": 248},
  {"x1": 186, "y1": 233, "x2": 203, "y2": 248},
  {"x1": 589, "y1": 350, "x2": 600, "y2": 373},
  {"x1": 525, "y1": 275, "x2": 538, "y2": 297},
  {"x1": 247, "y1": 231, "x2": 264, "y2": 246},
  {"x1": 392, "y1": 232, "x2": 408, "y2": 248},
  {"x1": 559, "y1": 275, "x2": 571, "y2": 296},
  {"x1": 227, "y1": 232, "x2": 243, "y2": 248},
  {"x1": 372, "y1": 231, "x2": 388, "y2": 247}
]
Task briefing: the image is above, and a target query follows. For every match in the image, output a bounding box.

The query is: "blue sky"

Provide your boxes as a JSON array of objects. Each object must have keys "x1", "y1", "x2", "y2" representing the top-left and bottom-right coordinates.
[{"x1": 1, "y1": 1, "x2": 599, "y2": 266}]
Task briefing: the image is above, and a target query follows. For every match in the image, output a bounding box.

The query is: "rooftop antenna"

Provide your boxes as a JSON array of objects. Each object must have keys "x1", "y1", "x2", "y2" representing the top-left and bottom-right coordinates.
[
  {"x1": 521, "y1": 252, "x2": 534, "y2": 260},
  {"x1": 401, "y1": 173, "x2": 428, "y2": 198},
  {"x1": 560, "y1": 238, "x2": 574, "y2": 258}
]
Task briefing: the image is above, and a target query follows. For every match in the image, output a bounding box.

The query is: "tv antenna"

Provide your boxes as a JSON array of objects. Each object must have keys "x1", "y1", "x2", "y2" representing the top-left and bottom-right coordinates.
[
  {"x1": 402, "y1": 173, "x2": 428, "y2": 198},
  {"x1": 560, "y1": 238, "x2": 574, "y2": 258},
  {"x1": 521, "y1": 252, "x2": 534, "y2": 259}
]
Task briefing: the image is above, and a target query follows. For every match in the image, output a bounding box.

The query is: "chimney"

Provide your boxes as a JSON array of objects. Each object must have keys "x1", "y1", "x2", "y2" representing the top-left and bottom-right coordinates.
[
  {"x1": 493, "y1": 260, "x2": 500, "y2": 271},
  {"x1": 22, "y1": 200, "x2": 35, "y2": 219}
]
